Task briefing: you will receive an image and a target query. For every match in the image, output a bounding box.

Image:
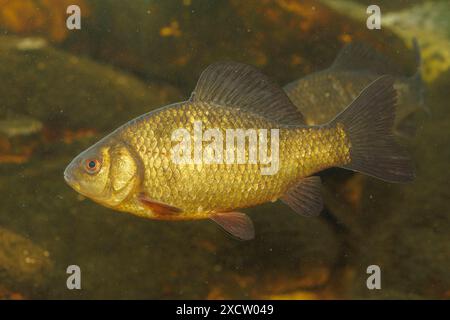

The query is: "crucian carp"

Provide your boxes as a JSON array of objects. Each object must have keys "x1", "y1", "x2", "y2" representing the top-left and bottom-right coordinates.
[{"x1": 64, "y1": 62, "x2": 414, "y2": 240}]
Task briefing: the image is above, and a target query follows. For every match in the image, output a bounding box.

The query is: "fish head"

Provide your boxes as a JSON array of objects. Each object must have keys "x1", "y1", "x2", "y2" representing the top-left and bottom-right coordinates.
[{"x1": 64, "y1": 137, "x2": 141, "y2": 208}]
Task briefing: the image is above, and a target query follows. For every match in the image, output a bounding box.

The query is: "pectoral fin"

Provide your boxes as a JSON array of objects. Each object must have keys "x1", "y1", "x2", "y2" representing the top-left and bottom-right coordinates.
[
  {"x1": 138, "y1": 193, "x2": 182, "y2": 216},
  {"x1": 210, "y1": 212, "x2": 255, "y2": 240},
  {"x1": 281, "y1": 176, "x2": 323, "y2": 217}
]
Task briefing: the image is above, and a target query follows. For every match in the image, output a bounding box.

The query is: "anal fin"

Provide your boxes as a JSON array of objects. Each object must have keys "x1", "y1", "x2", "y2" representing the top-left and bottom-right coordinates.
[
  {"x1": 280, "y1": 176, "x2": 323, "y2": 217},
  {"x1": 210, "y1": 212, "x2": 255, "y2": 240}
]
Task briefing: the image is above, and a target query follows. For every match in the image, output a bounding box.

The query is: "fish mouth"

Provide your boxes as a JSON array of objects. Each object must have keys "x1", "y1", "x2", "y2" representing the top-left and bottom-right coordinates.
[{"x1": 63, "y1": 165, "x2": 81, "y2": 191}]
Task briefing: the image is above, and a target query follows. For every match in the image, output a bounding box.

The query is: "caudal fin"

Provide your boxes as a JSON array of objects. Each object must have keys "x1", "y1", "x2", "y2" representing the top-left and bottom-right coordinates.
[{"x1": 329, "y1": 75, "x2": 415, "y2": 183}]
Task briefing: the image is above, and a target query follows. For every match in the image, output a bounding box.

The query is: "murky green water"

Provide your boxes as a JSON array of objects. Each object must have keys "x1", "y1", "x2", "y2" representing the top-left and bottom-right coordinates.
[{"x1": 0, "y1": 0, "x2": 448, "y2": 299}]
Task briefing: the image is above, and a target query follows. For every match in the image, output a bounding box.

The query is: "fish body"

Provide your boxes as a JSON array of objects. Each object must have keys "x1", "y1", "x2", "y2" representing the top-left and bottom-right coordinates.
[
  {"x1": 65, "y1": 62, "x2": 414, "y2": 240},
  {"x1": 284, "y1": 41, "x2": 425, "y2": 129},
  {"x1": 86, "y1": 101, "x2": 350, "y2": 219}
]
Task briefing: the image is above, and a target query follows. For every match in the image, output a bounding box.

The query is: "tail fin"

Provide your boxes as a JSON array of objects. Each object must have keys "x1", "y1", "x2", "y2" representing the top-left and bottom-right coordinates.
[
  {"x1": 410, "y1": 38, "x2": 428, "y2": 114},
  {"x1": 329, "y1": 75, "x2": 415, "y2": 183}
]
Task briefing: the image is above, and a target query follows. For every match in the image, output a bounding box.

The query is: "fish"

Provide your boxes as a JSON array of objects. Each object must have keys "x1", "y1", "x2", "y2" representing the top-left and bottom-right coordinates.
[
  {"x1": 64, "y1": 62, "x2": 414, "y2": 240},
  {"x1": 284, "y1": 40, "x2": 426, "y2": 134},
  {"x1": 318, "y1": 0, "x2": 450, "y2": 82}
]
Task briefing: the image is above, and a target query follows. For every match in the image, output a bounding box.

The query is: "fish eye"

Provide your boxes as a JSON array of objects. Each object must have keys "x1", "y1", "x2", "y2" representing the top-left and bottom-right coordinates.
[{"x1": 84, "y1": 159, "x2": 101, "y2": 174}]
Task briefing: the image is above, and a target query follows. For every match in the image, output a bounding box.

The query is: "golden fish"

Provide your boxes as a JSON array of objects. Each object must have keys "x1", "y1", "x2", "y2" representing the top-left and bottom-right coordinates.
[
  {"x1": 284, "y1": 40, "x2": 426, "y2": 133},
  {"x1": 64, "y1": 62, "x2": 414, "y2": 240}
]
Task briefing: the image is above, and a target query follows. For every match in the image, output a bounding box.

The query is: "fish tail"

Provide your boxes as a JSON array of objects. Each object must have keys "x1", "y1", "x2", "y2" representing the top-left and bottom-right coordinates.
[
  {"x1": 329, "y1": 75, "x2": 415, "y2": 183},
  {"x1": 410, "y1": 38, "x2": 429, "y2": 114}
]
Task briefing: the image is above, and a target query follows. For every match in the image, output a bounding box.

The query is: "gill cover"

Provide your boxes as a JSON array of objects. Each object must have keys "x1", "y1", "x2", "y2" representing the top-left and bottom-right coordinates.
[{"x1": 106, "y1": 143, "x2": 140, "y2": 206}]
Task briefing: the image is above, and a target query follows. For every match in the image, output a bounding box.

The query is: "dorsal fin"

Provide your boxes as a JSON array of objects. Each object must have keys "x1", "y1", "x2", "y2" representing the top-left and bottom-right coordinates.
[
  {"x1": 330, "y1": 42, "x2": 401, "y2": 75},
  {"x1": 190, "y1": 61, "x2": 305, "y2": 125}
]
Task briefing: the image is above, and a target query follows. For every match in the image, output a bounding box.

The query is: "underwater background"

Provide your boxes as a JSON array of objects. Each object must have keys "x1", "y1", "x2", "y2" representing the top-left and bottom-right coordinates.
[{"x1": 0, "y1": 0, "x2": 448, "y2": 299}]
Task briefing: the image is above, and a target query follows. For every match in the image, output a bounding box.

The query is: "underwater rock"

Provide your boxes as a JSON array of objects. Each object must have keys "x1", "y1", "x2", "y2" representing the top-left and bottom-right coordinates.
[
  {"x1": 0, "y1": 35, "x2": 182, "y2": 134},
  {"x1": 0, "y1": 113, "x2": 43, "y2": 138},
  {"x1": 0, "y1": 113, "x2": 43, "y2": 164},
  {"x1": 54, "y1": 0, "x2": 409, "y2": 92},
  {"x1": 0, "y1": 226, "x2": 52, "y2": 290}
]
